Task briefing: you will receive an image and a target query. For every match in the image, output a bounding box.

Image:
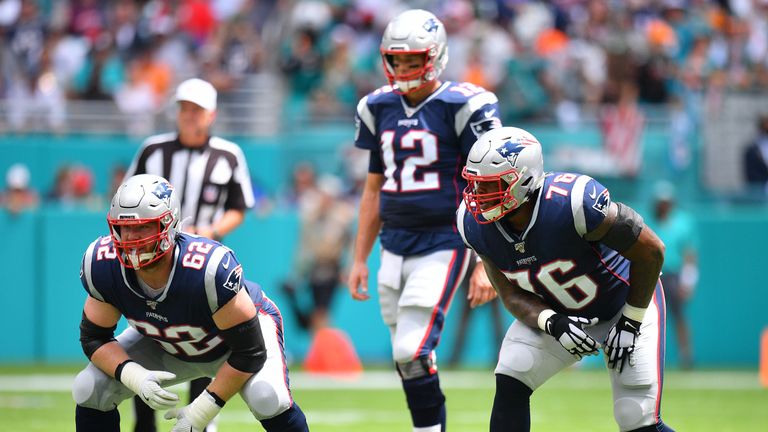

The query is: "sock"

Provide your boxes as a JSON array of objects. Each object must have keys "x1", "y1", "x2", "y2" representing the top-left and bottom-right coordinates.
[
  {"x1": 260, "y1": 403, "x2": 309, "y2": 432},
  {"x1": 132, "y1": 396, "x2": 156, "y2": 432},
  {"x1": 402, "y1": 373, "x2": 446, "y2": 431},
  {"x1": 629, "y1": 421, "x2": 676, "y2": 432},
  {"x1": 490, "y1": 374, "x2": 533, "y2": 432},
  {"x1": 75, "y1": 405, "x2": 120, "y2": 432}
]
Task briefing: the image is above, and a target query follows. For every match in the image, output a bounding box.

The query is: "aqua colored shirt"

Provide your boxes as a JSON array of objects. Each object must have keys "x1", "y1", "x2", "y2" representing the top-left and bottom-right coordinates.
[{"x1": 647, "y1": 210, "x2": 698, "y2": 272}]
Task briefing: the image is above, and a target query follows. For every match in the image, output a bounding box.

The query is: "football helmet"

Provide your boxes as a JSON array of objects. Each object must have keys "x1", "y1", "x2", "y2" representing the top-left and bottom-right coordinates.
[
  {"x1": 462, "y1": 127, "x2": 545, "y2": 224},
  {"x1": 380, "y1": 9, "x2": 448, "y2": 94},
  {"x1": 107, "y1": 174, "x2": 181, "y2": 269}
]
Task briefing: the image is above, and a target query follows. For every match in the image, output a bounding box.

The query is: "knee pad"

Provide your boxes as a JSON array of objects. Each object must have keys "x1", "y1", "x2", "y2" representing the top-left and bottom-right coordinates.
[
  {"x1": 243, "y1": 379, "x2": 292, "y2": 420},
  {"x1": 396, "y1": 354, "x2": 436, "y2": 380},
  {"x1": 614, "y1": 397, "x2": 652, "y2": 431},
  {"x1": 72, "y1": 368, "x2": 97, "y2": 406}
]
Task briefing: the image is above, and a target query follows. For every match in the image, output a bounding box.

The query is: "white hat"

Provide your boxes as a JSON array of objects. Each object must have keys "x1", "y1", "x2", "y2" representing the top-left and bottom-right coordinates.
[
  {"x1": 175, "y1": 78, "x2": 217, "y2": 111},
  {"x1": 6, "y1": 163, "x2": 30, "y2": 189}
]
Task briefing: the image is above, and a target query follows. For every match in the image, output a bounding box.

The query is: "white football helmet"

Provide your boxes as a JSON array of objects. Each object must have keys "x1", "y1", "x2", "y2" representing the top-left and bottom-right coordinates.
[
  {"x1": 380, "y1": 9, "x2": 448, "y2": 94},
  {"x1": 462, "y1": 127, "x2": 545, "y2": 224},
  {"x1": 107, "y1": 174, "x2": 181, "y2": 269}
]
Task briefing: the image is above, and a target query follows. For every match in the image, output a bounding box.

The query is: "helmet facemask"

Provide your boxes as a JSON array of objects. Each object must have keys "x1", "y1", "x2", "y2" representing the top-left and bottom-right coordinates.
[
  {"x1": 108, "y1": 211, "x2": 175, "y2": 269},
  {"x1": 463, "y1": 167, "x2": 531, "y2": 224},
  {"x1": 381, "y1": 48, "x2": 440, "y2": 94}
]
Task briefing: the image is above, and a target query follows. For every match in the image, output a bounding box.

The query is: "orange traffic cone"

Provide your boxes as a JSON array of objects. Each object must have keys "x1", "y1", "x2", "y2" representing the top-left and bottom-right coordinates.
[
  {"x1": 303, "y1": 327, "x2": 363, "y2": 375},
  {"x1": 760, "y1": 328, "x2": 768, "y2": 388}
]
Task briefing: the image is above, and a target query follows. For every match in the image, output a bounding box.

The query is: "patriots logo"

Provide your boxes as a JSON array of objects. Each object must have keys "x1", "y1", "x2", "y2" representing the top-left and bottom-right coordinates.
[
  {"x1": 496, "y1": 140, "x2": 532, "y2": 166},
  {"x1": 470, "y1": 117, "x2": 501, "y2": 138},
  {"x1": 423, "y1": 18, "x2": 438, "y2": 33},
  {"x1": 592, "y1": 189, "x2": 611, "y2": 215},
  {"x1": 223, "y1": 265, "x2": 243, "y2": 292},
  {"x1": 152, "y1": 181, "x2": 173, "y2": 201}
]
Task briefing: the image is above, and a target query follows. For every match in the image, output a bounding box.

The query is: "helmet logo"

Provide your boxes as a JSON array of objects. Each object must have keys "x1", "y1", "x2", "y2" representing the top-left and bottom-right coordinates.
[
  {"x1": 423, "y1": 18, "x2": 439, "y2": 33},
  {"x1": 152, "y1": 182, "x2": 174, "y2": 202},
  {"x1": 496, "y1": 140, "x2": 531, "y2": 166}
]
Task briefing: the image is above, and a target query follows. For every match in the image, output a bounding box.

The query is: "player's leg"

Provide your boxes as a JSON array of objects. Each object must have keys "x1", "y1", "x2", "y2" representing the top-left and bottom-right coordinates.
[
  {"x1": 607, "y1": 283, "x2": 675, "y2": 431},
  {"x1": 132, "y1": 396, "x2": 155, "y2": 432},
  {"x1": 241, "y1": 300, "x2": 308, "y2": 432},
  {"x1": 492, "y1": 319, "x2": 578, "y2": 432},
  {"x1": 73, "y1": 327, "x2": 198, "y2": 432},
  {"x1": 393, "y1": 248, "x2": 471, "y2": 432}
]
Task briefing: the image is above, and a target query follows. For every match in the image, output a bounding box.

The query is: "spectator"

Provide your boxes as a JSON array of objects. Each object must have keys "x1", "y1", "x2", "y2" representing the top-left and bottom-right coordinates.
[
  {"x1": 0, "y1": 163, "x2": 39, "y2": 215},
  {"x1": 743, "y1": 114, "x2": 768, "y2": 195},
  {"x1": 282, "y1": 174, "x2": 354, "y2": 332},
  {"x1": 646, "y1": 181, "x2": 699, "y2": 369}
]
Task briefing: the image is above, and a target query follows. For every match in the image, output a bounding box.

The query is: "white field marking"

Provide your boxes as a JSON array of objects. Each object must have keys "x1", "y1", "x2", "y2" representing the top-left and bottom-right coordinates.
[
  {"x1": 0, "y1": 370, "x2": 761, "y2": 392},
  {"x1": 216, "y1": 409, "x2": 489, "y2": 425}
]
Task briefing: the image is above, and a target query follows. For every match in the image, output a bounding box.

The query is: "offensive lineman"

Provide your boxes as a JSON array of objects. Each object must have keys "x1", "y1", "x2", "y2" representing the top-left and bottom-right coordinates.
[
  {"x1": 72, "y1": 174, "x2": 308, "y2": 432},
  {"x1": 458, "y1": 127, "x2": 675, "y2": 431}
]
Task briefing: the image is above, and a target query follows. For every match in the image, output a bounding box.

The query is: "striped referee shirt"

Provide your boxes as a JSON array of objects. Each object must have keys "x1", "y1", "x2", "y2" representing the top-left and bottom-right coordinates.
[{"x1": 126, "y1": 132, "x2": 255, "y2": 229}]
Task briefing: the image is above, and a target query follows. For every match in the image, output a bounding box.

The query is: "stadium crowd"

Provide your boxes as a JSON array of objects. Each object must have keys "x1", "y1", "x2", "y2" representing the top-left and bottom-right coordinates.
[{"x1": 1, "y1": 0, "x2": 767, "y2": 130}]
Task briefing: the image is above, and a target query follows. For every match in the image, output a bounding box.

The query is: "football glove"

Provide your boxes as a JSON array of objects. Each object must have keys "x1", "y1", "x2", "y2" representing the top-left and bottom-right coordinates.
[
  {"x1": 164, "y1": 389, "x2": 223, "y2": 432},
  {"x1": 541, "y1": 311, "x2": 599, "y2": 359},
  {"x1": 604, "y1": 314, "x2": 642, "y2": 373},
  {"x1": 117, "y1": 361, "x2": 179, "y2": 410}
]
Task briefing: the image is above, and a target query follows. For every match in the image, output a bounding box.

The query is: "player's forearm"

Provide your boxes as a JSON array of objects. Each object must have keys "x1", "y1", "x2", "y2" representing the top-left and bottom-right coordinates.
[
  {"x1": 483, "y1": 258, "x2": 548, "y2": 328},
  {"x1": 207, "y1": 362, "x2": 255, "y2": 401},
  {"x1": 90, "y1": 342, "x2": 131, "y2": 379},
  {"x1": 623, "y1": 229, "x2": 665, "y2": 309},
  {"x1": 352, "y1": 189, "x2": 381, "y2": 263}
]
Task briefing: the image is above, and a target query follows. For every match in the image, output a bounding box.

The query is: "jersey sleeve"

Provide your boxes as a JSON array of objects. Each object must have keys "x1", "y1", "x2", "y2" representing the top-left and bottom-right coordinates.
[
  {"x1": 570, "y1": 175, "x2": 612, "y2": 237},
  {"x1": 79, "y1": 237, "x2": 115, "y2": 304},
  {"x1": 203, "y1": 246, "x2": 245, "y2": 313},
  {"x1": 354, "y1": 95, "x2": 378, "y2": 151},
  {"x1": 454, "y1": 89, "x2": 501, "y2": 156}
]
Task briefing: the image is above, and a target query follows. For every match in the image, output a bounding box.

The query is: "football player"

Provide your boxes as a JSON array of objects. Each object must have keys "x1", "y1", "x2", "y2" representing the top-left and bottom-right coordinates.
[
  {"x1": 346, "y1": 9, "x2": 500, "y2": 432},
  {"x1": 72, "y1": 174, "x2": 308, "y2": 432},
  {"x1": 457, "y1": 127, "x2": 675, "y2": 431}
]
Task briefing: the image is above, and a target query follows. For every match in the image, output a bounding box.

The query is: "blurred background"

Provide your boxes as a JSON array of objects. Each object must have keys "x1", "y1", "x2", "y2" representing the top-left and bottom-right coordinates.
[{"x1": 1, "y1": 0, "x2": 768, "y2": 374}]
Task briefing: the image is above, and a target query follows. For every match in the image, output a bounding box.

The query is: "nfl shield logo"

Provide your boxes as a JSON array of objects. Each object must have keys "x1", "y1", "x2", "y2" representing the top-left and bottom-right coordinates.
[
  {"x1": 515, "y1": 242, "x2": 526, "y2": 253},
  {"x1": 146, "y1": 300, "x2": 158, "y2": 310}
]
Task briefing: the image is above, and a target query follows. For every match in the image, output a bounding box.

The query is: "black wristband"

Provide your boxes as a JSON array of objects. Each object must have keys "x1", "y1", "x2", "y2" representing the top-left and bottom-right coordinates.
[
  {"x1": 207, "y1": 390, "x2": 226, "y2": 408},
  {"x1": 114, "y1": 359, "x2": 135, "y2": 383}
]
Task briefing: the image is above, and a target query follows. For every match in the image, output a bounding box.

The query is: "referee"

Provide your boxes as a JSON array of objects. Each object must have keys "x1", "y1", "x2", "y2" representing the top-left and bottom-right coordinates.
[{"x1": 125, "y1": 78, "x2": 255, "y2": 432}]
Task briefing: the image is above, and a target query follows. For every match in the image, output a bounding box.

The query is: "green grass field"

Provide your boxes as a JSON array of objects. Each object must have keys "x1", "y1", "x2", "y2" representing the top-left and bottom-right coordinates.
[{"x1": 1, "y1": 365, "x2": 766, "y2": 431}]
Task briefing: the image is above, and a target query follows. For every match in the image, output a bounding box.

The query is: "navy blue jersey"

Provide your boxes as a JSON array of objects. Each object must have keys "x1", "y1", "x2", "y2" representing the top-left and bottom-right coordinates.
[
  {"x1": 458, "y1": 172, "x2": 629, "y2": 321},
  {"x1": 355, "y1": 81, "x2": 501, "y2": 255},
  {"x1": 80, "y1": 233, "x2": 272, "y2": 363}
]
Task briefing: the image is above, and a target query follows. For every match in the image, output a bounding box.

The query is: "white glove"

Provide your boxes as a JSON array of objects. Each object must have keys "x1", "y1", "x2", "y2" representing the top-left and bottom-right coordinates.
[
  {"x1": 539, "y1": 310, "x2": 600, "y2": 359},
  {"x1": 164, "y1": 390, "x2": 223, "y2": 432},
  {"x1": 117, "y1": 361, "x2": 179, "y2": 410},
  {"x1": 604, "y1": 314, "x2": 642, "y2": 372}
]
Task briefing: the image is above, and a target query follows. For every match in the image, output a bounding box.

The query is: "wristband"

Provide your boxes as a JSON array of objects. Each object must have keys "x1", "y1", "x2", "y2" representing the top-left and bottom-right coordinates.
[
  {"x1": 537, "y1": 309, "x2": 556, "y2": 332},
  {"x1": 207, "y1": 390, "x2": 226, "y2": 408},
  {"x1": 622, "y1": 303, "x2": 647, "y2": 322},
  {"x1": 114, "y1": 359, "x2": 136, "y2": 383}
]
